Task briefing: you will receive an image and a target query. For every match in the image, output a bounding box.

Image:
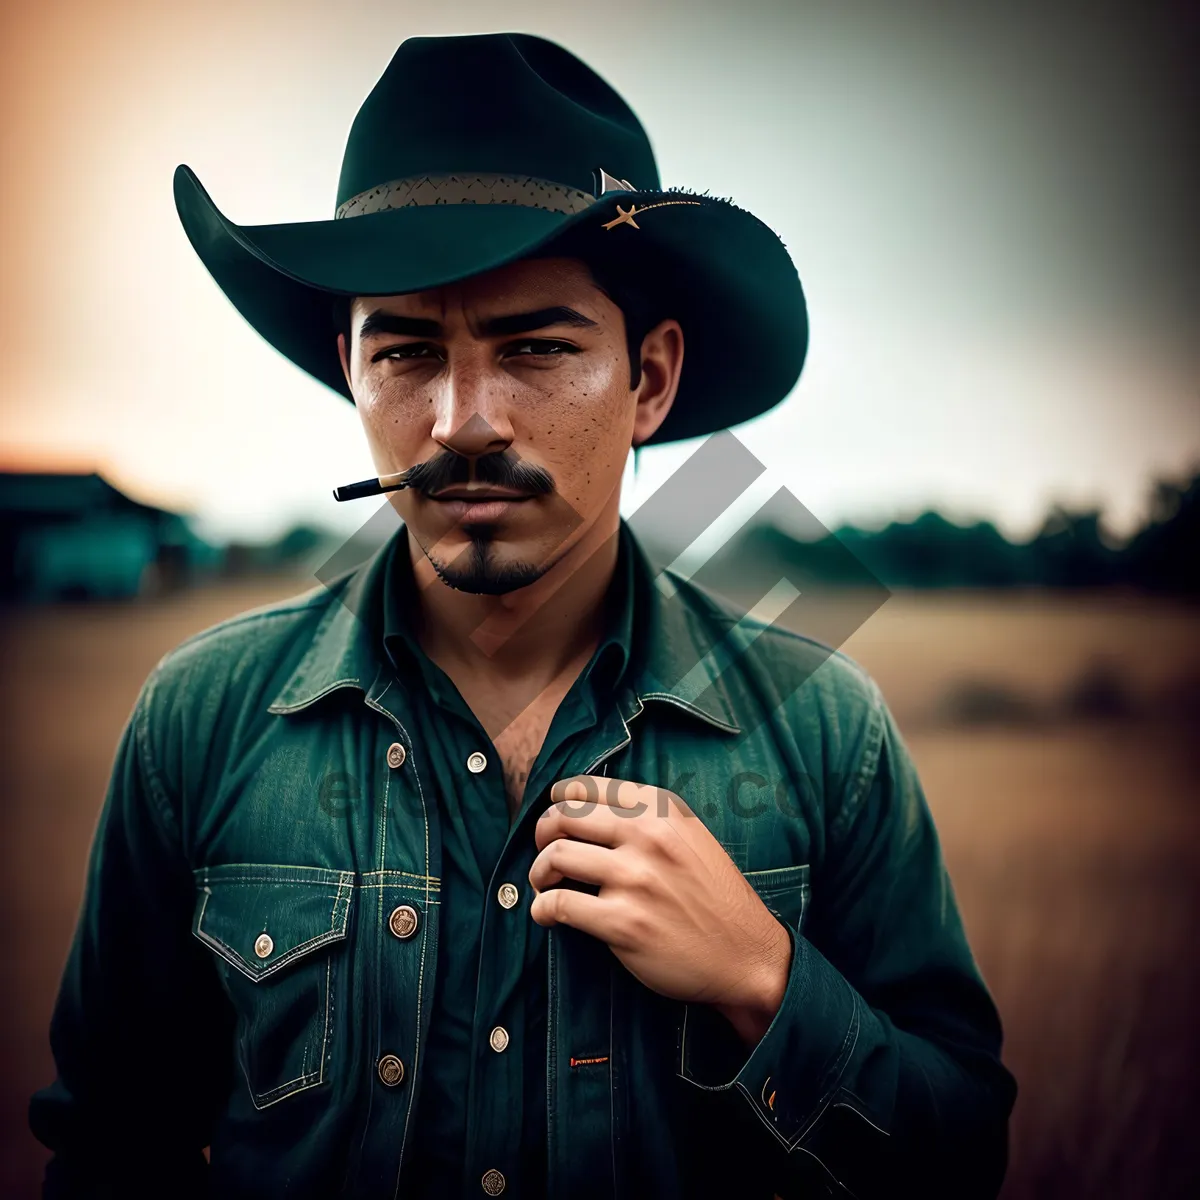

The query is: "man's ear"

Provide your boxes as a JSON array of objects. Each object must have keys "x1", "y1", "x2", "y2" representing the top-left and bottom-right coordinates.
[
  {"x1": 630, "y1": 318, "x2": 684, "y2": 447},
  {"x1": 337, "y1": 332, "x2": 352, "y2": 392}
]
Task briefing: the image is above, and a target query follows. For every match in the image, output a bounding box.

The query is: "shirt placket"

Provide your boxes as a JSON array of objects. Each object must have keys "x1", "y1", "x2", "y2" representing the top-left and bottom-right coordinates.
[
  {"x1": 457, "y1": 735, "x2": 536, "y2": 1198},
  {"x1": 469, "y1": 700, "x2": 639, "y2": 1200}
]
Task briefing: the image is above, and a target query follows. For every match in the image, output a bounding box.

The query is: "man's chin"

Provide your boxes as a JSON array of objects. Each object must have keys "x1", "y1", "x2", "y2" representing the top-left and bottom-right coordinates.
[{"x1": 425, "y1": 538, "x2": 547, "y2": 596}]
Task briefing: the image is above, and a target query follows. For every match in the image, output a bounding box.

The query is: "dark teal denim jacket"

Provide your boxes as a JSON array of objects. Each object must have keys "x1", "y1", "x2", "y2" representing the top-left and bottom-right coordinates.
[{"x1": 30, "y1": 520, "x2": 1015, "y2": 1199}]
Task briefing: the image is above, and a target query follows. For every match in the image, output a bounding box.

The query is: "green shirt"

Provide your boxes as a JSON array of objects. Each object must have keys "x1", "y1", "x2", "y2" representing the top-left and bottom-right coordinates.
[
  {"x1": 383, "y1": 527, "x2": 634, "y2": 1198},
  {"x1": 30, "y1": 516, "x2": 1016, "y2": 1200}
]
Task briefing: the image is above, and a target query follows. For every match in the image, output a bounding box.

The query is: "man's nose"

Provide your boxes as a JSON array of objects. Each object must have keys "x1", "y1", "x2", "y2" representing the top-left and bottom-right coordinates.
[{"x1": 429, "y1": 360, "x2": 514, "y2": 459}]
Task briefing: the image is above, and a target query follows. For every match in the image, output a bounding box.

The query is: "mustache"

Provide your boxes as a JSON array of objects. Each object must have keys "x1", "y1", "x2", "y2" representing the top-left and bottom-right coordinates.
[{"x1": 400, "y1": 449, "x2": 556, "y2": 497}]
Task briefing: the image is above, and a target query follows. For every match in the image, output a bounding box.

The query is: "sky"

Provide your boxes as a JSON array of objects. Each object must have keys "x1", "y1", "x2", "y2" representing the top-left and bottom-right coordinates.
[{"x1": 1, "y1": 0, "x2": 1196, "y2": 543}]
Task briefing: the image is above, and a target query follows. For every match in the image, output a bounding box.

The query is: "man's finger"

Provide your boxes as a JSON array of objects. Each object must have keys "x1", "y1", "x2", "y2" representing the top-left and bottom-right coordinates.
[
  {"x1": 550, "y1": 773, "x2": 682, "y2": 811},
  {"x1": 536, "y1": 787, "x2": 668, "y2": 852},
  {"x1": 528, "y1": 882, "x2": 609, "y2": 939},
  {"x1": 528, "y1": 837, "x2": 616, "y2": 893}
]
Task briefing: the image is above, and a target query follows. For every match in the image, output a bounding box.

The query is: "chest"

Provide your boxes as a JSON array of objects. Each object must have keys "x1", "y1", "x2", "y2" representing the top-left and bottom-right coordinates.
[{"x1": 441, "y1": 660, "x2": 588, "y2": 821}]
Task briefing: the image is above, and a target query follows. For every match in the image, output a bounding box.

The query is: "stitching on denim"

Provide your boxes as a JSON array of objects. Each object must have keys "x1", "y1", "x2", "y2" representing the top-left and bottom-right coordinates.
[
  {"x1": 195, "y1": 925, "x2": 348, "y2": 982},
  {"x1": 193, "y1": 863, "x2": 352, "y2": 885},
  {"x1": 360, "y1": 869, "x2": 441, "y2": 882},
  {"x1": 192, "y1": 869, "x2": 354, "y2": 979},
  {"x1": 742, "y1": 864, "x2": 811, "y2": 891},
  {"x1": 193, "y1": 874, "x2": 349, "y2": 887},
  {"x1": 367, "y1": 681, "x2": 429, "y2": 1200},
  {"x1": 250, "y1": 1065, "x2": 324, "y2": 1109},
  {"x1": 675, "y1": 1003, "x2": 734, "y2": 1092},
  {"x1": 133, "y1": 667, "x2": 185, "y2": 844},
  {"x1": 245, "y1": 968, "x2": 331, "y2": 1110},
  {"x1": 636, "y1": 692, "x2": 740, "y2": 734},
  {"x1": 831, "y1": 1091, "x2": 891, "y2": 1138},
  {"x1": 319, "y1": 952, "x2": 333, "y2": 1085},
  {"x1": 267, "y1": 677, "x2": 361, "y2": 714},
  {"x1": 782, "y1": 993, "x2": 862, "y2": 1151},
  {"x1": 829, "y1": 680, "x2": 886, "y2": 844},
  {"x1": 395, "y1": 737, "x2": 431, "y2": 1199},
  {"x1": 730, "y1": 1092, "x2": 852, "y2": 1190}
]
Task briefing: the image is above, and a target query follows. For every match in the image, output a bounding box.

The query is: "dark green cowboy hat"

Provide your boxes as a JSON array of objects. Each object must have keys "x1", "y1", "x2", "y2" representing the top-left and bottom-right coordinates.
[{"x1": 174, "y1": 32, "x2": 808, "y2": 445}]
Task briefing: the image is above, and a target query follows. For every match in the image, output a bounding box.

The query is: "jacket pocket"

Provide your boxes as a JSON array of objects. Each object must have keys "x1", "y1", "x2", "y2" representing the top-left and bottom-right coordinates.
[
  {"x1": 742, "y1": 862, "x2": 810, "y2": 934},
  {"x1": 192, "y1": 864, "x2": 355, "y2": 1109}
]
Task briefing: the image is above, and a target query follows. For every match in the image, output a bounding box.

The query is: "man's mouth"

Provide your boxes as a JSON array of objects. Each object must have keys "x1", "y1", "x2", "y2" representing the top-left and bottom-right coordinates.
[
  {"x1": 428, "y1": 487, "x2": 533, "y2": 501},
  {"x1": 425, "y1": 486, "x2": 536, "y2": 522}
]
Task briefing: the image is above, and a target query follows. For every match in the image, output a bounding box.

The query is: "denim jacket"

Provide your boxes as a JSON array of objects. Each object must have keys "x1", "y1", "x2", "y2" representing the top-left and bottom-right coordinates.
[{"x1": 30, "y1": 520, "x2": 1015, "y2": 1199}]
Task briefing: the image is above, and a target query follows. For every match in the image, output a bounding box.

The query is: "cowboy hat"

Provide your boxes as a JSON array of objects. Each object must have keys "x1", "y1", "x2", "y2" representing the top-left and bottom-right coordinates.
[{"x1": 174, "y1": 32, "x2": 808, "y2": 445}]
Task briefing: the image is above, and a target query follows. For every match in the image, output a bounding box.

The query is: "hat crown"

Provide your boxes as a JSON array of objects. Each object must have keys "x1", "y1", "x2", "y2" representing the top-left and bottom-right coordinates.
[{"x1": 336, "y1": 33, "x2": 661, "y2": 212}]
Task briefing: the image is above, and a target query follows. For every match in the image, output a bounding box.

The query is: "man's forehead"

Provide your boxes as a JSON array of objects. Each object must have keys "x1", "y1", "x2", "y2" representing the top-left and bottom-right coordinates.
[{"x1": 352, "y1": 255, "x2": 599, "y2": 320}]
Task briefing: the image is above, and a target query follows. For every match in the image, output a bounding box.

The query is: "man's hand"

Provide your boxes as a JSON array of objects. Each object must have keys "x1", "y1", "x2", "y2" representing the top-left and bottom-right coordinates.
[{"x1": 529, "y1": 775, "x2": 793, "y2": 1045}]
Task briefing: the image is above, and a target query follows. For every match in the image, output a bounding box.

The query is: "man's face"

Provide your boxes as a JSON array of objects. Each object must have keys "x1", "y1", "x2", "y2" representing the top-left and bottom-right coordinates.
[{"x1": 337, "y1": 256, "x2": 682, "y2": 595}]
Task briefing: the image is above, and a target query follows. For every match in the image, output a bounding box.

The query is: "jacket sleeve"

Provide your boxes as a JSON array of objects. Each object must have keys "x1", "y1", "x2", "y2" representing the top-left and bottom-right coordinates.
[
  {"x1": 678, "y1": 680, "x2": 1017, "y2": 1199},
  {"x1": 28, "y1": 665, "x2": 234, "y2": 1199}
]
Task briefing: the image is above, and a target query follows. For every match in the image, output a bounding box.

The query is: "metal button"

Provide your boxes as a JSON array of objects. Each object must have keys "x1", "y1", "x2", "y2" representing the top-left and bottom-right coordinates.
[
  {"x1": 496, "y1": 882, "x2": 520, "y2": 909},
  {"x1": 481, "y1": 1168, "x2": 506, "y2": 1195},
  {"x1": 254, "y1": 933, "x2": 274, "y2": 959},
  {"x1": 466, "y1": 750, "x2": 488, "y2": 773},
  {"x1": 386, "y1": 742, "x2": 407, "y2": 769},
  {"x1": 388, "y1": 904, "x2": 419, "y2": 940},
  {"x1": 488, "y1": 1025, "x2": 510, "y2": 1052},
  {"x1": 377, "y1": 1054, "x2": 405, "y2": 1087}
]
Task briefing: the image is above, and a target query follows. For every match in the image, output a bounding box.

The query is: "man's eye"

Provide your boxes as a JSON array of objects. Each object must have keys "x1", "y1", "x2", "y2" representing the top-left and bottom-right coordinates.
[
  {"x1": 507, "y1": 339, "x2": 577, "y2": 357},
  {"x1": 372, "y1": 343, "x2": 442, "y2": 363}
]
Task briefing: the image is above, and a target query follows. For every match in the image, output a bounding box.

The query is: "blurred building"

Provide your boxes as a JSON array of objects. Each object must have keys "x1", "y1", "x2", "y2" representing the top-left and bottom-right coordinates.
[{"x1": 0, "y1": 470, "x2": 220, "y2": 603}]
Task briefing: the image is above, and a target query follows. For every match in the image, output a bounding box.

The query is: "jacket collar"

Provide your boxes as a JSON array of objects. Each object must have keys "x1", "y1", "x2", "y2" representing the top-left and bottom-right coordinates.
[{"x1": 268, "y1": 518, "x2": 741, "y2": 735}]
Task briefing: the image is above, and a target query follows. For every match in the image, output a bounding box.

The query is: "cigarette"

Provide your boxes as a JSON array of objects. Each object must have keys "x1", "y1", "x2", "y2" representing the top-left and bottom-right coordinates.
[{"x1": 331, "y1": 468, "x2": 413, "y2": 502}]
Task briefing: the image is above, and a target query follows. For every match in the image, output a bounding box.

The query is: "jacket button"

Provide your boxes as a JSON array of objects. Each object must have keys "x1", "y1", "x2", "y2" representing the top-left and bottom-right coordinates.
[
  {"x1": 488, "y1": 1025, "x2": 509, "y2": 1052},
  {"x1": 388, "y1": 904, "x2": 419, "y2": 939},
  {"x1": 253, "y1": 933, "x2": 274, "y2": 959},
  {"x1": 466, "y1": 750, "x2": 488, "y2": 773},
  {"x1": 481, "y1": 1168, "x2": 505, "y2": 1195},
  {"x1": 496, "y1": 882, "x2": 519, "y2": 909},
  {"x1": 386, "y1": 742, "x2": 407, "y2": 769},
  {"x1": 377, "y1": 1054, "x2": 405, "y2": 1087}
]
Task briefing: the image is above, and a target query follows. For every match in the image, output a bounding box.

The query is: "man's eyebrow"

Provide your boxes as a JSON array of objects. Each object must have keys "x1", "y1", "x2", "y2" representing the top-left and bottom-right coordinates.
[
  {"x1": 358, "y1": 310, "x2": 443, "y2": 339},
  {"x1": 480, "y1": 306, "x2": 598, "y2": 337},
  {"x1": 355, "y1": 304, "x2": 597, "y2": 341}
]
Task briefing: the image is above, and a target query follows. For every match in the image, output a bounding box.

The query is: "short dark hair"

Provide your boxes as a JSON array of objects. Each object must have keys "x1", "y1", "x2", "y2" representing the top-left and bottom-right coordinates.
[{"x1": 330, "y1": 250, "x2": 668, "y2": 391}]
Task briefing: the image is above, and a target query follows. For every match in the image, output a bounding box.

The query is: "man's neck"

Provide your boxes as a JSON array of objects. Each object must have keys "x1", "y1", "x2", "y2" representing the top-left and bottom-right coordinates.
[{"x1": 406, "y1": 511, "x2": 622, "y2": 697}]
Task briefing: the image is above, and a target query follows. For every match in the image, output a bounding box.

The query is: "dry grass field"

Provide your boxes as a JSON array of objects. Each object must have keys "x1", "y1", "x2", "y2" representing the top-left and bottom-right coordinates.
[{"x1": 1, "y1": 577, "x2": 1197, "y2": 1197}]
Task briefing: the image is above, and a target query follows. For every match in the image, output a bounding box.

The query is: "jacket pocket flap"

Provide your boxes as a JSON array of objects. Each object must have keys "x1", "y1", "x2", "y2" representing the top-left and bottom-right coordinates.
[
  {"x1": 192, "y1": 864, "x2": 355, "y2": 982},
  {"x1": 742, "y1": 862, "x2": 811, "y2": 931},
  {"x1": 742, "y1": 862, "x2": 809, "y2": 898}
]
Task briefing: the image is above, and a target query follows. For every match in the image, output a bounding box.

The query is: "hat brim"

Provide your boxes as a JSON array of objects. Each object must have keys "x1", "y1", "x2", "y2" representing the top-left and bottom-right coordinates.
[{"x1": 173, "y1": 164, "x2": 807, "y2": 446}]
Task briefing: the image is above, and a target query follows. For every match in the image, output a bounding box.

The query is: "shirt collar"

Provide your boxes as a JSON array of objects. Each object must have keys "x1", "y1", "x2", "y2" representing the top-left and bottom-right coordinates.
[
  {"x1": 268, "y1": 517, "x2": 740, "y2": 735},
  {"x1": 379, "y1": 523, "x2": 634, "y2": 706}
]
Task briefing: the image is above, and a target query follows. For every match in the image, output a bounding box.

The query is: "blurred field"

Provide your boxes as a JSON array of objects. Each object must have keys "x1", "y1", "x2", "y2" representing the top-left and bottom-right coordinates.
[{"x1": 1, "y1": 578, "x2": 1198, "y2": 1197}]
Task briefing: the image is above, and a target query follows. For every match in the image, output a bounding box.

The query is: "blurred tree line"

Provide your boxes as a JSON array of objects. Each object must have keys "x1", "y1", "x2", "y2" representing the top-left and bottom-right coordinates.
[{"x1": 749, "y1": 465, "x2": 1199, "y2": 593}]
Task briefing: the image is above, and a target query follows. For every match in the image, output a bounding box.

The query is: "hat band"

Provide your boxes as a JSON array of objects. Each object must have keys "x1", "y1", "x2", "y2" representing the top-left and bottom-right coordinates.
[{"x1": 335, "y1": 172, "x2": 603, "y2": 220}]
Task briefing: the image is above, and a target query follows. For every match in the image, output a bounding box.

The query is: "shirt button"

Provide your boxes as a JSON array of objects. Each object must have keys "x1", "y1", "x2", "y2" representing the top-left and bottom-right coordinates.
[
  {"x1": 496, "y1": 882, "x2": 520, "y2": 909},
  {"x1": 253, "y1": 933, "x2": 274, "y2": 959},
  {"x1": 377, "y1": 1054, "x2": 405, "y2": 1087},
  {"x1": 388, "y1": 904, "x2": 419, "y2": 940},
  {"x1": 466, "y1": 750, "x2": 488, "y2": 773},
  {"x1": 386, "y1": 742, "x2": 407, "y2": 769},
  {"x1": 481, "y1": 1168, "x2": 506, "y2": 1195},
  {"x1": 489, "y1": 1025, "x2": 510, "y2": 1053}
]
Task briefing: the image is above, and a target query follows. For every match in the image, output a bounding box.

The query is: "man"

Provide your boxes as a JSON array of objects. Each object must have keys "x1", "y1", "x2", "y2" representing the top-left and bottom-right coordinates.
[{"x1": 30, "y1": 31, "x2": 1015, "y2": 1200}]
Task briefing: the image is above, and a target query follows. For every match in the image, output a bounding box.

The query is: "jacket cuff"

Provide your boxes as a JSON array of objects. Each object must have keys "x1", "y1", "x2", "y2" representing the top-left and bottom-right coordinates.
[{"x1": 677, "y1": 922, "x2": 861, "y2": 1150}]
